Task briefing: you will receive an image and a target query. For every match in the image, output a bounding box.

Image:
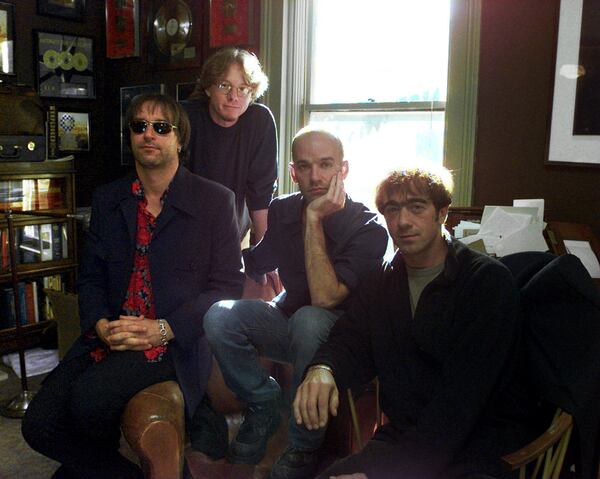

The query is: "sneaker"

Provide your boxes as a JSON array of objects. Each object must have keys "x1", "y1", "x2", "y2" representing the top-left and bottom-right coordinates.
[
  {"x1": 268, "y1": 446, "x2": 319, "y2": 479},
  {"x1": 189, "y1": 395, "x2": 229, "y2": 459},
  {"x1": 227, "y1": 399, "x2": 281, "y2": 464}
]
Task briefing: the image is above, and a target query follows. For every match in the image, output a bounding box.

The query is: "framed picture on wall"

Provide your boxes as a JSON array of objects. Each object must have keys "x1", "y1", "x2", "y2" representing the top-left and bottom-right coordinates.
[
  {"x1": 0, "y1": 2, "x2": 15, "y2": 76},
  {"x1": 209, "y1": 0, "x2": 255, "y2": 48},
  {"x1": 38, "y1": 0, "x2": 85, "y2": 22},
  {"x1": 546, "y1": 0, "x2": 600, "y2": 167},
  {"x1": 35, "y1": 31, "x2": 95, "y2": 99},
  {"x1": 37, "y1": 0, "x2": 85, "y2": 21},
  {"x1": 106, "y1": 0, "x2": 140, "y2": 59},
  {"x1": 120, "y1": 84, "x2": 165, "y2": 165},
  {"x1": 176, "y1": 81, "x2": 196, "y2": 102},
  {"x1": 145, "y1": 0, "x2": 204, "y2": 69},
  {"x1": 57, "y1": 111, "x2": 90, "y2": 152}
]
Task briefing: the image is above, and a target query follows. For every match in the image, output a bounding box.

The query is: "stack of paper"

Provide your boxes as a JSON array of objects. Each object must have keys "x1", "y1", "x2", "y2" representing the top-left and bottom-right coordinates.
[
  {"x1": 2, "y1": 348, "x2": 58, "y2": 378},
  {"x1": 460, "y1": 199, "x2": 549, "y2": 256},
  {"x1": 563, "y1": 240, "x2": 600, "y2": 278}
]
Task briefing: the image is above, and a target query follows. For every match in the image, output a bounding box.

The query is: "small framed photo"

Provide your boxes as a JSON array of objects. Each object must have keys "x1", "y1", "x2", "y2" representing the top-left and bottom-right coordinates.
[
  {"x1": 0, "y1": 2, "x2": 15, "y2": 75},
  {"x1": 176, "y1": 82, "x2": 197, "y2": 102},
  {"x1": 37, "y1": 0, "x2": 85, "y2": 21},
  {"x1": 106, "y1": 0, "x2": 140, "y2": 59},
  {"x1": 120, "y1": 84, "x2": 165, "y2": 165},
  {"x1": 57, "y1": 111, "x2": 90, "y2": 152},
  {"x1": 209, "y1": 0, "x2": 256, "y2": 48},
  {"x1": 35, "y1": 31, "x2": 95, "y2": 99}
]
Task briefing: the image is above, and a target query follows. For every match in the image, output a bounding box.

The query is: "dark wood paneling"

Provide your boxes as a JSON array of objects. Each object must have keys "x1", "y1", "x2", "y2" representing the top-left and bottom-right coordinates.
[{"x1": 475, "y1": 0, "x2": 600, "y2": 238}]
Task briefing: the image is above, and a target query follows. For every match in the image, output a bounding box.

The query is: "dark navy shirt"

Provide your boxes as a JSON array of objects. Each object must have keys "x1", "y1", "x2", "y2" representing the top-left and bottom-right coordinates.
[
  {"x1": 243, "y1": 193, "x2": 388, "y2": 316},
  {"x1": 182, "y1": 100, "x2": 278, "y2": 237}
]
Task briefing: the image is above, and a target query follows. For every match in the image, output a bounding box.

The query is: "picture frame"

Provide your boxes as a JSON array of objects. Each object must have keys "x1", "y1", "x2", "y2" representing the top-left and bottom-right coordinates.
[
  {"x1": 145, "y1": 0, "x2": 204, "y2": 70},
  {"x1": 209, "y1": 0, "x2": 255, "y2": 48},
  {"x1": 176, "y1": 81, "x2": 197, "y2": 102},
  {"x1": 546, "y1": 0, "x2": 600, "y2": 167},
  {"x1": 37, "y1": 0, "x2": 85, "y2": 21},
  {"x1": 57, "y1": 111, "x2": 90, "y2": 152},
  {"x1": 106, "y1": 0, "x2": 140, "y2": 59},
  {"x1": 35, "y1": 31, "x2": 95, "y2": 99},
  {"x1": 0, "y1": 2, "x2": 15, "y2": 76},
  {"x1": 120, "y1": 84, "x2": 165, "y2": 165}
]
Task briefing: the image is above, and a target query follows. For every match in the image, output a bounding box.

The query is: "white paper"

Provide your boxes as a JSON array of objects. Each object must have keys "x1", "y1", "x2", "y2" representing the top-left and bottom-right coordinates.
[
  {"x1": 563, "y1": 240, "x2": 600, "y2": 278},
  {"x1": 513, "y1": 199, "x2": 545, "y2": 225},
  {"x1": 494, "y1": 224, "x2": 549, "y2": 257},
  {"x1": 453, "y1": 220, "x2": 481, "y2": 239},
  {"x1": 2, "y1": 348, "x2": 59, "y2": 378}
]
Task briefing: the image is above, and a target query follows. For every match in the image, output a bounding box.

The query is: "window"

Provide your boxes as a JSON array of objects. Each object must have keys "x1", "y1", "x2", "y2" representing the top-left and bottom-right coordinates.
[
  {"x1": 260, "y1": 0, "x2": 480, "y2": 206},
  {"x1": 306, "y1": 0, "x2": 450, "y2": 209}
]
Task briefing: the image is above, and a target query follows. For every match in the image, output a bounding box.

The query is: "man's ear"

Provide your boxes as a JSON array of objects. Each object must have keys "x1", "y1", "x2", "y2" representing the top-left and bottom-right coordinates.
[
  {"x1": 289, "y1": 162, "x2": 298, "y2": 184},
  {"x1": 437, "y1": 206, "x2": 449, "y2": 224},
  {"x1": 340, "y1": 161, "x2": 349, "y2": 180}
]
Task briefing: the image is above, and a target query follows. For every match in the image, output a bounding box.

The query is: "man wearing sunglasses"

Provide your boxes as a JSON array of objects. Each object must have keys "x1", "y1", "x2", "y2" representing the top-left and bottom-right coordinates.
[
  {"x1": 22, "y1": 93, "x2": 244, "y2": 478},
  {"x1": 183, "y1": 47, "x2": 277, "y2": 244}
]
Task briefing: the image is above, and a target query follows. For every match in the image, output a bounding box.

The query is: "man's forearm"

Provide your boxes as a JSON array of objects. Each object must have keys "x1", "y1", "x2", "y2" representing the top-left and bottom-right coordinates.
[
  {"x1": 304, "y1": 214, "x2": 349, "y2": 309},
  {"x1": 249, "y1": 208, "x2": 268, "y2": 243}
]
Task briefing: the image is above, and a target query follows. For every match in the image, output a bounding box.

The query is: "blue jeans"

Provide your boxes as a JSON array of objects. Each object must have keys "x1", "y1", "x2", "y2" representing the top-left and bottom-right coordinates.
[{"x1": 204, "y1": 300, "x2": 341, "y2": 451}]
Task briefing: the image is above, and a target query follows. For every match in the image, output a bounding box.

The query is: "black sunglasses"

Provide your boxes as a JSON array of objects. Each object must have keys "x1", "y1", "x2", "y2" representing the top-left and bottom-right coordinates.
[{"x1": 129, "y1": 120, "x2": 178, "y2": 135}]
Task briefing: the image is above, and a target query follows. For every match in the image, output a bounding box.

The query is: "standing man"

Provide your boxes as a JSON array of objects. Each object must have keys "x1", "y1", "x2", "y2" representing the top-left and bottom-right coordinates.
[
  {"x1": 22, "y1": 93, "x2": 244, "y2": 478},
  {"x1": 201, "y1": 128, "x2": 388, "y2": 479},
  {"x1": 294, "y1": 166, "x2": 532, "y2": 479},
  {"x1": 183, "y1": 47, "x2": 277, "y2": 243}
]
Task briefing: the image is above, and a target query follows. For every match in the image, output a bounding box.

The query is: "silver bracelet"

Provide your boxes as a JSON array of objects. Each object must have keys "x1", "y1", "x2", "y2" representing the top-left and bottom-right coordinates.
[
  {"x1": 308, "y1": 364, "x2": 333, "y2": 374},
  {"x1": 157, "y1": 319, "x2": 169, "y2": 346}
]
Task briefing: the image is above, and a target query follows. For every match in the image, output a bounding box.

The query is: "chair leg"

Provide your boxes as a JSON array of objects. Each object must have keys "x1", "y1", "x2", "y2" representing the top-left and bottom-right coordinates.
[{"x1": 136, "y1": 421, "x2": 184, "y2": 479}]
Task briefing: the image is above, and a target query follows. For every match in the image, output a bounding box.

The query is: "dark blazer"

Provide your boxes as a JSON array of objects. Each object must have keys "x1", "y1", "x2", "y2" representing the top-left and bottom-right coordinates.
[{"x1": 67, "y1": 166, "x2": 244, "y2": 418}]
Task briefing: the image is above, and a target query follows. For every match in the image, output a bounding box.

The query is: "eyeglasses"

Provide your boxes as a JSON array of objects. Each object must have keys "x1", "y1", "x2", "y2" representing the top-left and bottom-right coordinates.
[
  {"x1": 129, "y1": 120, "x2": 178, "y2": 135},
  {"x1": 216, "y1": 81, "x2": 253, "y2": 98}
]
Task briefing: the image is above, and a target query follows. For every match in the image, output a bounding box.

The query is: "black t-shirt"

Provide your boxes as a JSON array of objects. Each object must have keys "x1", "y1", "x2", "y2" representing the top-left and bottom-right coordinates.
[{"x1": 182, "y1": 100, "x2": 278, "y2": 237}]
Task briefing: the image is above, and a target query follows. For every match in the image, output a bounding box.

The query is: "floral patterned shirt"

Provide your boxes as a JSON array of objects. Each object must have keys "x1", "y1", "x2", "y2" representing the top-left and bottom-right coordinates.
[{"x1": 90, "y1": 178, "x2": 168, "y2": 363}]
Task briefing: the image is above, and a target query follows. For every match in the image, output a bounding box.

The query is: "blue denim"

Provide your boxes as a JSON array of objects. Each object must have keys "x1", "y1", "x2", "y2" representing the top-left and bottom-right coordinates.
[{"x1": 204, "y1": 299, "x2": 341, "y2": 451}]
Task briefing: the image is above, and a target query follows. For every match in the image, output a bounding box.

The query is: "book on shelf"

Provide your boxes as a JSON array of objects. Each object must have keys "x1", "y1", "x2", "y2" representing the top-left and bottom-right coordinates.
[
  {"x1": 0, "y1": 283, "x2": 27, "y2": 329},
  {"x1": 40, "y1": 223, "x2": 53, "y2": 261},
  {"x1": 47, "y1": 105, "x2": 58, "y2": 160},
  {"x1": 51, "y1": 223, "x2": 62, "y2": 260}
]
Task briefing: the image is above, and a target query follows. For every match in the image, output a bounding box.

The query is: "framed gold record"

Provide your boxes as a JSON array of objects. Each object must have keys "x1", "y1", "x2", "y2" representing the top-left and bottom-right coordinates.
[
  {"x1": 35, "y1": 31, "x2": 95, "y2": 99},
  {"x1": 145, "y1": 0, "x2": 204, "y2": 69}
]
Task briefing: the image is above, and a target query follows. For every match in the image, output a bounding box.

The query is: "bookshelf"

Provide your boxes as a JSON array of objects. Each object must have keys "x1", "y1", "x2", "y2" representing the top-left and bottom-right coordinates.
[{"x1": 0, "y1": 159, "x2": 77, "y2": 356}]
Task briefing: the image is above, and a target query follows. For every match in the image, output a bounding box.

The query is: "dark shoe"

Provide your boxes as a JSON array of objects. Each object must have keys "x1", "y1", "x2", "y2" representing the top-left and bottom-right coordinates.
[
  {"x1": 268, "y1": 446, "x2": 319, "y2": 479},
  {"x1": 189, "y1": 395, "x2": 229, "y2": 459},
  {"x1": 227, "y1": 399, "x2": 281, "y2": 464}
]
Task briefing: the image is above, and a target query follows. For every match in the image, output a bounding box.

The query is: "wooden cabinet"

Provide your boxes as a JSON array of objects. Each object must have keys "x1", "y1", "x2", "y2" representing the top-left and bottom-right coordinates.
[{"x1": 0, "y1": 159, "x2": 77, "y2": 355}]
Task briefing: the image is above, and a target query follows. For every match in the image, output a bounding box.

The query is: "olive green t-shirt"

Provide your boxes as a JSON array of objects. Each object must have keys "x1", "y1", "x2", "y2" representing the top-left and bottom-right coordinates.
[{"x1": 406, "y1": 262, "x2": 445, "y2": 316}]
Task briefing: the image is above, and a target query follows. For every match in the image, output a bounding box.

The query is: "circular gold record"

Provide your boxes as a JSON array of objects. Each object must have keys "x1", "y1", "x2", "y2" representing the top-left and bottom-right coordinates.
[
  {"x1": 153, "y1": 0, "x2": 193, "y2": 56},
  {"x1": 59, "y1": 51, "x2": 73, "y2": 70},
  {"x1": 43, "y1": 49, "x2": 60, "y2": 70},
  {"x1": 72, "y1": 52, "x2": 89, "y2": 72}
]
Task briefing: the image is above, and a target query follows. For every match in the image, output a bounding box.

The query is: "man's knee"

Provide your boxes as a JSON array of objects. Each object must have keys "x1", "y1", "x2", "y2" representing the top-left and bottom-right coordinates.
[
  {"x1": 203, "y1": 300, "x2": 239, "y2": 341},
  {"x1": 289, "y1": 306, "x2": 337, "y2": 340},
  {"x1": 21, "y1": 398, "x2": 56, "y2": 455}
]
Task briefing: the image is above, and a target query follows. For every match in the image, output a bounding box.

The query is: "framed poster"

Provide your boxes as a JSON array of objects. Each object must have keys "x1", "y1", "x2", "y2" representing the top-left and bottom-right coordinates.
[
  {"x1": 35, "y1": 31, "x2": 95, "y2": 99},
  {"x1": 57, "y1": 111, "x2": 90, "y2": 152},
  {"x1": 176, "y1": 81, "x2": 196, "y2": 101},
  {"x1": 120, "y1": 84, "x2": 165, "y2": 165},
  {"x1": 546, "y1": 0, "x2": 600, "y2": 166},
  {"x1": 209, "y1": 0, "x2": 255, "y2": 48},
  {"x1": 37, "y1": 0, "x2": 85, "y2": 21},
  {"x1": 145, "y1": 0, "x2": 204, "y2": 69},
  {"x1": 0, "y1": 2, "x2": 15, "y2": 75},
  {"x1": 106, "y1": 0, "x2": 140, "y2": 59}
]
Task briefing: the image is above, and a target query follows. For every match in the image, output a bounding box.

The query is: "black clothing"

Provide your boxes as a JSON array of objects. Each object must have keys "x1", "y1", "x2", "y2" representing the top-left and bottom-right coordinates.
[
  {"x1": 22, "y1": 351, "x2": 175, "y2": 478},
  {"x1": 312, "y1": 239, "x2": 533, "y2": 478},
  {"x1": 182, "y1": 100, "x2": 278, "y2": 237},
  {"x1": 242, "y1": 193, "x2": 389, "y2": 316}
]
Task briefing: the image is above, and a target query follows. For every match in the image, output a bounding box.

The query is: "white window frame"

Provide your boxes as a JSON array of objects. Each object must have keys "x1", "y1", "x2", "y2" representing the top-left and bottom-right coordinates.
[{"x1": 260, "y1": 0, "x2": 480, "y2": 206}]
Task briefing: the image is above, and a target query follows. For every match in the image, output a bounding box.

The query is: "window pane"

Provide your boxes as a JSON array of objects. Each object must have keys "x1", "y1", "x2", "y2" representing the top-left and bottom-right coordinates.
[
  {"x1": 309, "y1": 111, "x2": 445, "y2": 211},
  {"x1": 310, "y1": 0, "x2": 450, "y2": 105}
]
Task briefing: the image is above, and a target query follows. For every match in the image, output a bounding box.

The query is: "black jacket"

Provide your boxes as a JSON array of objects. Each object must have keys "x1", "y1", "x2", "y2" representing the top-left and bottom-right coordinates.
[{"x1": 312, "y1": 239, "x2": 533, "y2": 478}]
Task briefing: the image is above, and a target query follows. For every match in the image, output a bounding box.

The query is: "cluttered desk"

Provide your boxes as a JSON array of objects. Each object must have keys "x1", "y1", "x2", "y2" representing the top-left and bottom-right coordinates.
[{"x1": 449, "y1": 200, "x2": 600, "y2": 288}]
